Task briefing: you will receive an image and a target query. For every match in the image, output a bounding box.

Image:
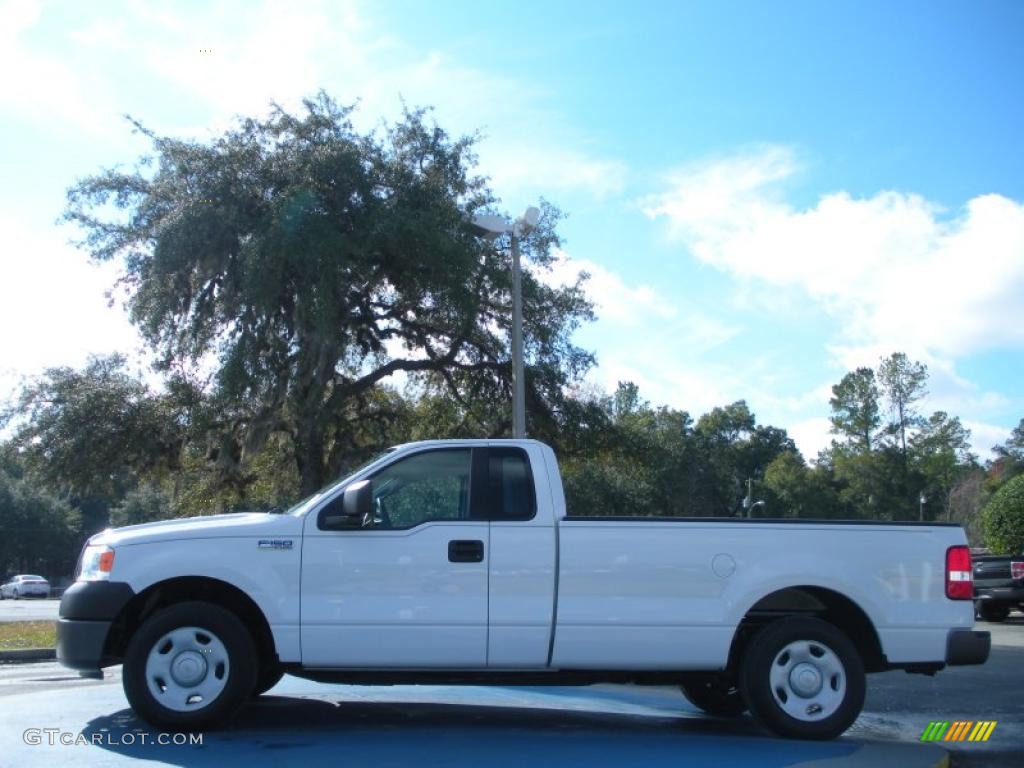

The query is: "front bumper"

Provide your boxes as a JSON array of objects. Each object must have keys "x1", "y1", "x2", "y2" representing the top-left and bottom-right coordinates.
[
  {"x1": 946, "y1": 628, "x2": 990, "y2": 666},
  {"x1": 56, "y1": 619, "x2": 114, "y2": 672},
  {"x1": 56, "y1": 581, "x2": 135, "y2": 673}
]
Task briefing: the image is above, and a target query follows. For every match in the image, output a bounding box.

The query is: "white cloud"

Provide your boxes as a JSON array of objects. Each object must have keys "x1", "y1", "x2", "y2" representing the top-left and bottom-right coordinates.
[
  {"x1": 543, "y1": 249, "x2": 746, "y2": 395},
  {"x1": 0, "y1": 0, "x2": 117, "y2": 134},
  {"x1": 963, "y1": 421, "x2": 1012, "y2": 461},
  {"x1": 1, "y1": 1, "x2": 624, "y2": 203},
  {"x1": 130, "y1": 0, "x2": 337, "y2": 123},
  {"x1": 0, "y1": 215, "x2": 147, "y2": 400},
  {"x1": 539, "y1": 249, "x2": 750, "y2": 418},
  {"x1": 788, "y1": 417, "x2": 835, "y2": 463},
  {"x1": 25, "y1": 0, "x2": 621, "y2": 205},
  {"x1": 584, "y1": 357, "x2": 735, "y2": 416},
  {"x1": 760, "y1": 383, "x2": 837, "y2": 417},
  {"x1": 643, "y1": 145, "x2": 799, "y2": 233},
  {"x1": 543, "y1": 250, "x2": 677, "y2": 324},
  {"x1": 642, "y1": 146, "x2": 1024, "y2": 360},
  {"x1": 479, "y1": 145, "x2": 627, "y2": 201},
  {"x1": 333, "y1": 39, "x2": 628, "y2": 203},
  {"x1": 68, "y1": 17, "x2": 128, "y2": 48},
  {"x1": 638, "y1": 148, "x2": 1024, "y2": 459}
]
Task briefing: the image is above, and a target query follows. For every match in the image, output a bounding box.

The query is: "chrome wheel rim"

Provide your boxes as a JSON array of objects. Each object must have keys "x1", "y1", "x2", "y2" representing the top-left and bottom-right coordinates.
[
  {"x1": 145, "y1": 626, "x2": 230, "y2": 712},
  {"x1": 768, "y1": 639, "x2": 846, "y2": 721}
]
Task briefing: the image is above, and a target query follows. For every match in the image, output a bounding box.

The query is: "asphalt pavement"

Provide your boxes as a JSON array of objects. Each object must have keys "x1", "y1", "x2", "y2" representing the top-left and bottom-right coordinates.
[
  {"x1": 862, "y1": 617, "x2": 1024, "y2": 767},
  {"x1": 0, "y1": 597, "x2": 60, "y2": 622},
  {"x1": 0, "y1": 663, "x2": 953, "y2": 768},
  {"x1": 0, "y1": 607, "x2": 1019, "y2": 767}
]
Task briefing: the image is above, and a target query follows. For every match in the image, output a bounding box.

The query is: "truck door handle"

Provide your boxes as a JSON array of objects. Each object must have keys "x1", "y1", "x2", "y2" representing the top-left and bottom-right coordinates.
[{"x1": 448, "y1": 539, "x2": 484, "y2": 563}]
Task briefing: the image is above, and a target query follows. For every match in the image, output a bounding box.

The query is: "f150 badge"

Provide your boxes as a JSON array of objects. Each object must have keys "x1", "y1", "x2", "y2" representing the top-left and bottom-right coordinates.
[{"x1": 258, "y1": 539, "x2": 294, "y2": 550}]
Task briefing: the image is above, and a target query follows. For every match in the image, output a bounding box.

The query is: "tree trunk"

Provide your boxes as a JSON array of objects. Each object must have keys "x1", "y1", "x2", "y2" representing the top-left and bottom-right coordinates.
[{"x1": 295, "y1": 424, "x2": 326, "y2": 496}]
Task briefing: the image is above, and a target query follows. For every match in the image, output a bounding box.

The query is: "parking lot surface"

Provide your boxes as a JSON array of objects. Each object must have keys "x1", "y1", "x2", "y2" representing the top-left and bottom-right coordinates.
[
  {"x1": 0, "y1": 663, "x2": 954, "y2": 768},
  {"x1": 0, "y1": 597, "x2": 60, "y2": 622},
  {"x1": 0, "y1": 614, "x2": 1019, "y2": 767}
]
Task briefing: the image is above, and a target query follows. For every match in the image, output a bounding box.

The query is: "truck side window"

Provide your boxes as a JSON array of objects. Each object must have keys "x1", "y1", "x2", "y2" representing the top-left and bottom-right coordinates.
[
  {"x1": 487, "y1": 448, "x2": 536, "y2": 521},
  {"x1": 369, "y1": 449, "x2": 472, "y2": 529}
]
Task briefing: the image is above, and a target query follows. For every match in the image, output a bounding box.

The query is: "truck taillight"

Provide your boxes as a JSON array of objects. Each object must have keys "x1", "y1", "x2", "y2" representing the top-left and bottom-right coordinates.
[
  {"x1": 946, "y1": 546, "x2": 973, "y2": 600},
  {"x1": 1012, "y1": 561, "x2": 1024, "y2": 581}
]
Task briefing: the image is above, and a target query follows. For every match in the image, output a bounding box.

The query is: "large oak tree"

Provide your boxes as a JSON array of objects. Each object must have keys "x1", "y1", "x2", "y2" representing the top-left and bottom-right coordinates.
[{"x1": 64, "y1": 94, "x2": 593, "y2": 493}]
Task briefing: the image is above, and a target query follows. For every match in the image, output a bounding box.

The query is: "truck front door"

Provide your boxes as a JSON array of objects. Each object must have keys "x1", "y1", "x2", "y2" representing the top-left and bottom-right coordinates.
[{"x1": 300, "y1": 447, "x2": 488, "y2": 667}]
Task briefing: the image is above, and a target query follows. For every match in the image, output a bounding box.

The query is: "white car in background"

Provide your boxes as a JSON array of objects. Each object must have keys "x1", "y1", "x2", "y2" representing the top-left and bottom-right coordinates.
[{"x1": 0, "y1": 575, "x2": 51, "y2": 599}]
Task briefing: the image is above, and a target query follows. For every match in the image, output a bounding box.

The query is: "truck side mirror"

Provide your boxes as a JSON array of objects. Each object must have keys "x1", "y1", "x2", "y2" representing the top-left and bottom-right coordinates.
[
  {"x1": 342, "y1": 480, "x2": 373, "y2": 520},
  {"x1": 320, "y1": 480, "x2": 373, "y2": 529}
]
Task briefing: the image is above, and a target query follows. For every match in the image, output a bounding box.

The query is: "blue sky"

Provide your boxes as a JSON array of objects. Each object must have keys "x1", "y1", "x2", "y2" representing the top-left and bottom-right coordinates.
[{"x1": 1, "y1": 0, "x2": 1022, "y2": 460}]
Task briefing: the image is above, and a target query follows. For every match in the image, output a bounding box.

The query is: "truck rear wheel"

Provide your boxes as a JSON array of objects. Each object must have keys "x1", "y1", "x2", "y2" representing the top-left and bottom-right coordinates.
[
  {"x1": 739, "y1": 616, "x2": 865, "y2": 740},
  {"x1": 681, "y1": 676, "x2": 747, "y2": 717},
  {"x1": 123, "y1": 601, "x2": 257, "y2": 730},
  {"x1": 978, "y1": 602, "x2": 1010, "y2": 622}
]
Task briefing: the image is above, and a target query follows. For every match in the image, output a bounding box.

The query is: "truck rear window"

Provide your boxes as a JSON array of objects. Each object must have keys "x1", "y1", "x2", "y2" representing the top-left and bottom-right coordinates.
[{"x1": 486, "y1": 447, "x2": 536, "y2": 521}]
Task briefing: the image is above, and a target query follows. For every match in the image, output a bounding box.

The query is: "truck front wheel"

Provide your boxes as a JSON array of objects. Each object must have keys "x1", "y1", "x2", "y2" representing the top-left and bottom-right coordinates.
[
  {"x1": 123, "y1": 601, "x2": 257, "y2": 730},
  {"x1": 739, "y1": 616, "x2": 865, "y2": 740}
]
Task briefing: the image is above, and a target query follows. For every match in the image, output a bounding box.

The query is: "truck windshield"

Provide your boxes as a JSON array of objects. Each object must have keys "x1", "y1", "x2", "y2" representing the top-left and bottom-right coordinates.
[{"x1": 286, "y1": 449, "x2": 397, "y2": 516}]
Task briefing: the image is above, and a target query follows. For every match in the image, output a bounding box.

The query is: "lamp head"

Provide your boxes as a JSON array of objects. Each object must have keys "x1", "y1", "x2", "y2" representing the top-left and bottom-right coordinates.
[{"x1": 471, "y1": 213, "x2": 510, "y2": 235}]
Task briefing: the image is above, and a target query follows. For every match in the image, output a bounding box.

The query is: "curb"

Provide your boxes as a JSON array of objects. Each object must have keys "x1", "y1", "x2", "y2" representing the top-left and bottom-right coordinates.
[{"x1": 0, "y1": 648, "x2": 56, "y2": 663}]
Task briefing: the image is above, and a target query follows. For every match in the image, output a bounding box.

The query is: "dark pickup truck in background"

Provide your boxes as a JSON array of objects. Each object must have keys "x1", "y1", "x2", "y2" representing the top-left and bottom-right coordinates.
[{"x1": 974, "y1": 554, "x2": 1024, "y2": 622}]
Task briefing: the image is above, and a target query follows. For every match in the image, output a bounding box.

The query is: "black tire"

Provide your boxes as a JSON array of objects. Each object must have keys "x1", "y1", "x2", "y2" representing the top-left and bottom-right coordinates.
[
  {"x1": 681, "y1": 676, "x2": 747, "y2": 717},
  {"x1": 979, "y1": 603, "x2": 1010, "y2": 623},
  {"x1": 123, "y1": 601, "x2": 257, "y2": 730},
  {"x1": 739, "y1": 616, "x2": 865, "y2": 740},
  {"x1": 253, "y1": 663, "x2": 286, "y2": 697}
]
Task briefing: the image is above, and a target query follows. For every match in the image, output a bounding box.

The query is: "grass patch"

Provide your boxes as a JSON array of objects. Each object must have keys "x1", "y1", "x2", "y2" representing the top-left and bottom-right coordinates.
[{"x1": 0, "y1": 621, "x2": 56, "y2": 651}]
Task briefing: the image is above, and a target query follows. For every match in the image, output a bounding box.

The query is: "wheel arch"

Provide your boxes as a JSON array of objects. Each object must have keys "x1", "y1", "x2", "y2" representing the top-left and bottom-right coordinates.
[
  {"x1": 104, "y1": 576, "x2": 277, "y2": 670},
  {"x1": 727, "y1": 585, "x2": 886, "y2": 673}
]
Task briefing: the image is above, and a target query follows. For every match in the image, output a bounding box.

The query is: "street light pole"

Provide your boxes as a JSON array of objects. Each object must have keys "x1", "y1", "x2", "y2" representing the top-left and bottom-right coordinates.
[
  {"x1": 470, "y1": 206, "x2": 540, "y2": 440},
  {"x1": 510, "y1": 232, "x2": 526, "y2": 439}
]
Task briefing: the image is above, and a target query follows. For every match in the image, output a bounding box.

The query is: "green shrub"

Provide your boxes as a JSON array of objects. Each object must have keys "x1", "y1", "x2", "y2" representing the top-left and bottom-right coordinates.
[{"x1": 981, "y1": 474, "x2": 1024, "y2": 554}]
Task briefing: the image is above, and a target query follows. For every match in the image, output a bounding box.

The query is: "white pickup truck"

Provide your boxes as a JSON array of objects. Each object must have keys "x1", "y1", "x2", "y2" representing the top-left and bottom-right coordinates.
[{"x1": 58, "y1": 439, "x2": 990, "y2": 739}]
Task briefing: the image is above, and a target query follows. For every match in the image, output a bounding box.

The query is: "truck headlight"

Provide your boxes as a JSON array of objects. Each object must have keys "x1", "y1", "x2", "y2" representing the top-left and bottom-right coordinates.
[{"x1": 78, "y1": 545, "x2": 116, "y2": 581}]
